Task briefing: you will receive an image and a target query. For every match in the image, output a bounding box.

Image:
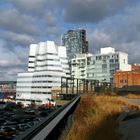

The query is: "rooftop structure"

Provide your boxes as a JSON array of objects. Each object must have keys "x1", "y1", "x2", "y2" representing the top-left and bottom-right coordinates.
[{"x1": 100, "y1": 47, "x2": 115, "y2": 54}]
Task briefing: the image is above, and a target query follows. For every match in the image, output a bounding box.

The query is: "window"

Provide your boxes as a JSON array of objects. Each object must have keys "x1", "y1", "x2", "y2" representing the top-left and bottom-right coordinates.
[
  {"x1": 91, "y1": 61, "x2": 95, "y2": 65},
  {"x1": 87, "y1": 57, "x2": 91, "y2": 61},
  {"x1": 103, "y1": 60, "x2": 106, "y2": 63},
  {"x1": 110, "y1": 59, "x2": 114, "y2": 63},
  {"x1": 96, "y1": 56, "x2": 101, "y2": 60},
  {"x1": 115, "y1": 59, "x2": 118, "y2": 63},
  {"x1": 123, "y1": 59, "x2": 125, "y2": 64},
  {"x1": 96, "y1": 56, "x2": 98, "y2": 60},
  {"x1": 102, "y1": 64, "x2": 107, "y2": 69},
  {"x1": 103, "y1": 56, "x2": 106, "y2": 60},
  {"x1": 29, "y1": 61, "x2": 34, "y2": 63}
]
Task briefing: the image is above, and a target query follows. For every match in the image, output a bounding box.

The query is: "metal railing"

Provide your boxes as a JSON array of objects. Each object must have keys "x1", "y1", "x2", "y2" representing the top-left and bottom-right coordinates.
[{"x1": 14, "y1": 94, "x2": 80, "y2": 140}]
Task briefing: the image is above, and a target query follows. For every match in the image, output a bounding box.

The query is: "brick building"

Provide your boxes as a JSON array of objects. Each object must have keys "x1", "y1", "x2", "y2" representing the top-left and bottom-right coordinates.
[{"x1": 113, "y1": 64, "x2": 140, "y2": 88}]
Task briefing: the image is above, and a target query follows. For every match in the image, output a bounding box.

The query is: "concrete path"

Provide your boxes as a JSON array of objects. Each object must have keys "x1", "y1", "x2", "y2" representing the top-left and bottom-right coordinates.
[
  {"x1": 118, "y1": 99, "x2": 140, "y2": 140},
  {"x1": 128, "y1": 99, "x2": 140, "y2": 105}
]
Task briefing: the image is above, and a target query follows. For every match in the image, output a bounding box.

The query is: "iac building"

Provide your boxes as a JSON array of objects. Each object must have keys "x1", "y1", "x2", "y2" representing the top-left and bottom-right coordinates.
[{"x1": 16, "y1": 41, "x2": 70, "y2": 105}]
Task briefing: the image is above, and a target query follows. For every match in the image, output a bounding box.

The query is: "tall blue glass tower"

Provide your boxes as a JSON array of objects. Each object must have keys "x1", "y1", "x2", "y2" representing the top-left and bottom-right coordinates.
[{"x1": 61, "y1": 29, "x2": 88, "y2": 64}]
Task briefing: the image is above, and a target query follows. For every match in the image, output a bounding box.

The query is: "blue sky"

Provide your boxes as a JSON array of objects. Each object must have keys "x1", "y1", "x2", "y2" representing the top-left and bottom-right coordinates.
[{"x1": 0, "y1": 0, "x2": 140, "y2": 80}]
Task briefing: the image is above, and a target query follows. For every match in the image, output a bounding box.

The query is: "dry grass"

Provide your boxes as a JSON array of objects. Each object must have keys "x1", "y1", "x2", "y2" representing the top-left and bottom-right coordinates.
[
  {"x1": 55, "y1": 99, "x2": 69, "y2": 106},
  {"x1": 126, "y1": 93, "x2": 140, "y2": 99},
  {"x1": 62, "y1": 95, "x2": 139, "y2": 140}
]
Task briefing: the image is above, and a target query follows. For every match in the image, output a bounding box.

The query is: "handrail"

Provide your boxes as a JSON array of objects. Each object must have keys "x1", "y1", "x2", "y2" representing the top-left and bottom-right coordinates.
[{"x1": 14, "y1": 94, "x2": 80, "y2": 140}]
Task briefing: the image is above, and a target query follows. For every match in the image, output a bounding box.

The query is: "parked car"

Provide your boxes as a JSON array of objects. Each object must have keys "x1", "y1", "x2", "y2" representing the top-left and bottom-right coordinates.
[
  {"x1": 42, "y1": 98, "x2": 56, "y2": 107},
  {"x1": 50, "y1": 99, "x2": 56, "y2": 106}
]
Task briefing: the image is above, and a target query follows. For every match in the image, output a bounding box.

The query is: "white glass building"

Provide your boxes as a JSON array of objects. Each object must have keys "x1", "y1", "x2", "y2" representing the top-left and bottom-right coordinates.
[
  {"x1": 87, "y1": 47, "x2": 131, "y2": 83},
  {"x1": 16, "y1": 41, "x2": 70, "y2": 105},
  {"x1": 71, "y1": 47, "x2": 131, "y2": 84},
  {"x1": 71, "y1": 53, "x2": 92, "y2": 79}
]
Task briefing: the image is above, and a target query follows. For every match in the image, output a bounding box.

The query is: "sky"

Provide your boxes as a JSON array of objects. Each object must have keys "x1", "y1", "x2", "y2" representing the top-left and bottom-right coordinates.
[{"x1": 0, "y1": 0, "x2": 140, "y2": 81}]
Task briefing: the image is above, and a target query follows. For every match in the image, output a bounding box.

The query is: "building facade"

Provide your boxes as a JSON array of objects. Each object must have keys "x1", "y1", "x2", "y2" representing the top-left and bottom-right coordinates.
[
  {"x1": 71, "y1": 54, "x2": 92, "y2": 79},
  {"x1": 61, "y1": 29, "x2": 88, "y2": 63},
  {"x1": 114, "y1": 64, "x2": 140, "y2": 88},
  {"x1": 16, "y1": 41, "x2": 70, "y2": 105},
  {"x1": 71, "y1": 47, "x2": 131, "y2": 84},
  {"x1": 87, "y1": 47, "x2": 131, "y2": 83},
  {"x1": 0, "y1": 81, "x2": 16, "y2": 93}
]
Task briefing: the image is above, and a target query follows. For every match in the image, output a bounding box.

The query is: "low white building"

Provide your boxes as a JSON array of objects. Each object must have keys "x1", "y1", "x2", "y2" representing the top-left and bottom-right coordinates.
[
  {"x1": 71, "y1": 53, "x2": 92, "y2": 79},
  {"x1": 87, "y1": 47, "x2": 131, "y2": 83},
  {"x1": 71, "y1": 47, "x2": 131, "y2": 84},
  {"x1": 16, "y1": 41, "x2": 70, "y2": 105}
]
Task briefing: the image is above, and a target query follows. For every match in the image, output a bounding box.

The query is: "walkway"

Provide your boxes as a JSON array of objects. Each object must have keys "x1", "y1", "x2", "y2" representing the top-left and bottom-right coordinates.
[{"x1": 118, "y1": 98, "x2": 140, "y2": 140}]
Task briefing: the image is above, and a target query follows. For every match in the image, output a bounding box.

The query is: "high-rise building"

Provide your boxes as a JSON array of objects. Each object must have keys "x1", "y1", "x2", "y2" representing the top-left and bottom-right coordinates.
[
  {"x1": 61, "y1": 29, "x2": 88, "y2": 63},
  {"x1": 16, "y1": 41, "x2": 70, "y2": 105}
]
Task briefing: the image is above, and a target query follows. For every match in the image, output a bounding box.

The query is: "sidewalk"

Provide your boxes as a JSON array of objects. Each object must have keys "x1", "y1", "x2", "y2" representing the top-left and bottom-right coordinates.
[{"x1": 117, "y1": 99, "x2": 140, "y2": 140}]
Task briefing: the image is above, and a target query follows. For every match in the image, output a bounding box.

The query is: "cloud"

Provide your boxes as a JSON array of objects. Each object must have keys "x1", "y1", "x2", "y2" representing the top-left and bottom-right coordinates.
[
  {"x1": 0, "y1": 0, "x2": 140, "y2": 81},
  {"x1": 63, "y1": 0, "x2": 135, "y2": 23},
  {"x1": 90, "y1": 30, "x2": 111, "y2": 48},
  {"x1": 0, "y1": 9, "x2": 40, "y2": 35},
  {"x1": 0, "y1": 31, "x2": 36, "y2": 46},
  {"x1": 45, "y1": 12, "x2": 57, "y2": 27},
  {"x1": 0, "y1": 1, "x2": 59, "y2": 81},
  {"x1": 88, "y1": 3, "x2": 140, "y2": 63},
  {"x1": 12, "y1": 0, "x2": 47, "y2": 16},
  {"x1": 0, "y1": 42, "x2": 28, "y2": 66},
  {"x1": 0, "y1": 41, "x2": 28, "y2": 81},
  {"x1": 0, "y1": 1, "x2": 63, "y2": 81},
  {"x1": 0, "y1": 67, "x2": 25, "y2": 81},
  {"x1": 43, "y1": 11, "x2": 60, "y2": 34}
]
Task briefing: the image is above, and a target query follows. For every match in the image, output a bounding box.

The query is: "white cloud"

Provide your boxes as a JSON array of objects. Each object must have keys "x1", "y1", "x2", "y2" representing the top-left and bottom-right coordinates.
[
  {"x1": 0, "y1": 40, "x2": 28, "y2": 80},
  {"x1": 0, "y1": 9, "x2": 40, "y2": 35},
  {"x1": 92, "y1": 30, "x2": 111, "y2": 47},
  {"x1": 88, "y1": 3, "x2": 140, "y2": 63},
  {"x1": 0, "y1": 31, "x2": 36, "y2": 45},
  {"x1": 64, "y1": 0, "x2": 134, "y2": 23},
  {"x1": 12, "y1": 0, "x2": 48, "y2": 16},
  {"x1": 0, "y1": 0, "x2": 140, "y2": 80}
]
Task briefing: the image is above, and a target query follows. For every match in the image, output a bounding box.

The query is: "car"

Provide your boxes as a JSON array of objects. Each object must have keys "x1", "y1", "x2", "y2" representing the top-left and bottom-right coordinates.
[
  {"x1": 50, "y1": 99, "x2": 56, "y2": 107},
  {"x1": 42, "y1": 98, "x2": 56, "y2": 107},
  {"x1": 18, "y1": 124, "x2": 31, "y2": 131},
  {"x1": 0, "y1": 126, "x2": 17, "y2": 136}
]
